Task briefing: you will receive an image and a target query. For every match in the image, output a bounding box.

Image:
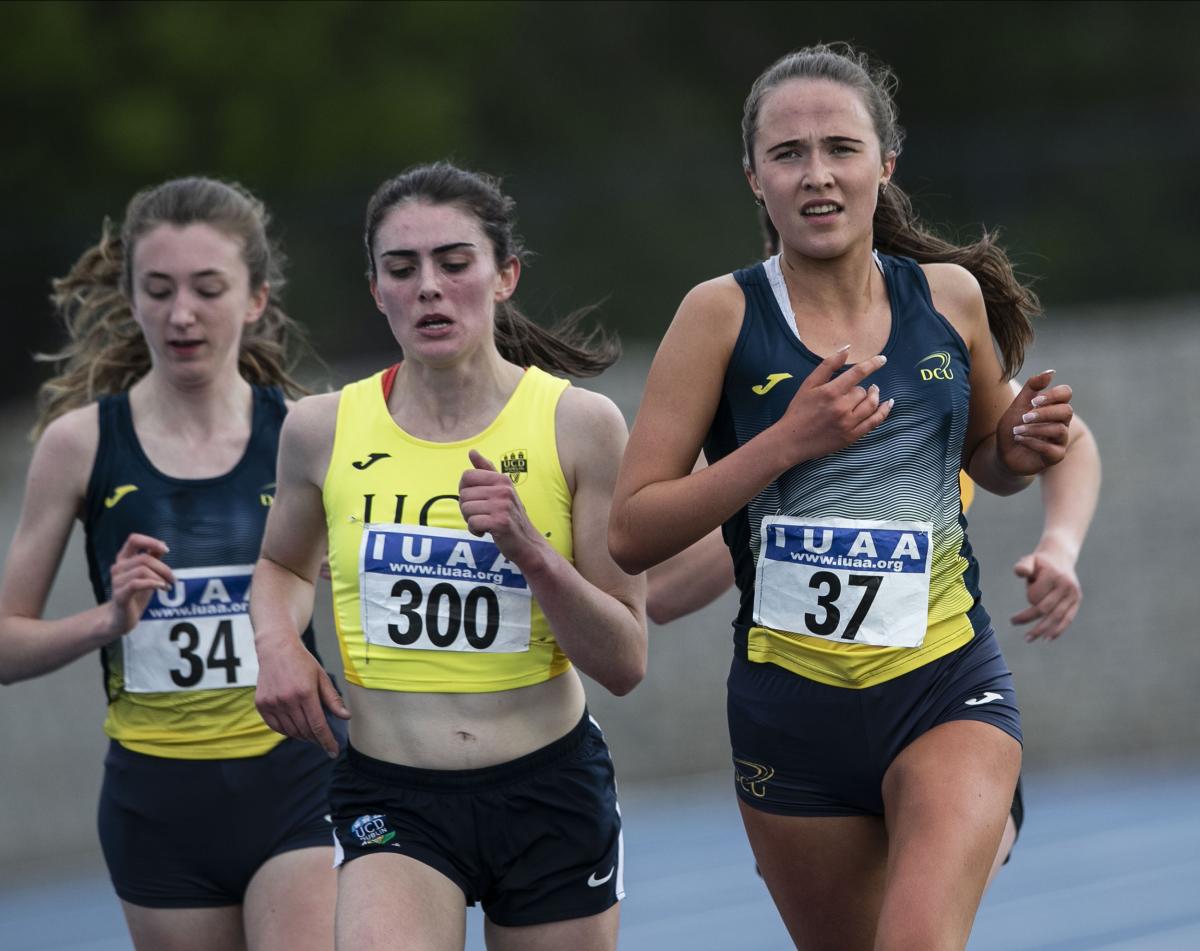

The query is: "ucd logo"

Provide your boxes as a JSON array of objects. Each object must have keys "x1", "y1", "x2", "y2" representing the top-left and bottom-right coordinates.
[
  {"x1": 350, "y1": 814, "x2": 396, "y2": 847},
  {"x1": 917, "y1": 351, "x2": 955, "y2": 381},
  {"x1": 501, "y1": 449, "x2": 528, "y2": 485}
]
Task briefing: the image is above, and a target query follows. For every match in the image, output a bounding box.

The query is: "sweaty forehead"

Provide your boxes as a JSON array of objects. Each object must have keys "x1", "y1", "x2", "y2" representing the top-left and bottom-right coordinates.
[{"x1": 757, "y1": 79, "x2": 875, "y2": 140}]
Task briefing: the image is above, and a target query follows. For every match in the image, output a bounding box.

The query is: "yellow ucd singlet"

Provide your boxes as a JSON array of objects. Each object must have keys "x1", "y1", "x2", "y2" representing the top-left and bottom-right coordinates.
[{"x1": 324, "y1": 366, "x2": 575, "y2": 692}]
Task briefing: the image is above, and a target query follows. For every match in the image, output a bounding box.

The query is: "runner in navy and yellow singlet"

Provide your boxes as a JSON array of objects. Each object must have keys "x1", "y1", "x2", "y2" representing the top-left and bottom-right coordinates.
[
  {"x1": 0, "y1": 178, "x2": 340, "y2": 951},
  {"x1": 251, "y1": 163, "x2": 646, "y2": 951},
  {"x1": 610, "y1": 45, "x2": 1075, "y2": 950}
]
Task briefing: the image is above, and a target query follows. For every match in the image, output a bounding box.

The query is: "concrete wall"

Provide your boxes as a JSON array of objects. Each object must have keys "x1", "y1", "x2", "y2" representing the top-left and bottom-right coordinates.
[{"x1": 2, "y1": 301, "x2": 1198, "y2": 880}]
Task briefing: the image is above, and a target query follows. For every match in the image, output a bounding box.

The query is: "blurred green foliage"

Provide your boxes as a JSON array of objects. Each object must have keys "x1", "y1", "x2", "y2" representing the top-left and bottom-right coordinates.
[{"x1": 3, "y1": 0, "x2": 1197, "y2": 396}]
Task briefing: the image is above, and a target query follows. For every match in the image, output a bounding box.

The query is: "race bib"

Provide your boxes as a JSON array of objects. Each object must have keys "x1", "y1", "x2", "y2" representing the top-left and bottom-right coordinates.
[
  {"x1": 123, "y1": 564, "x2": 258, "y2": 693},
  {"x1": 359, "y1": 524, "x2": 532, "y2": 653},
  {"x1": 753, "y1": 516, "x2": 932, "y2": 648}
]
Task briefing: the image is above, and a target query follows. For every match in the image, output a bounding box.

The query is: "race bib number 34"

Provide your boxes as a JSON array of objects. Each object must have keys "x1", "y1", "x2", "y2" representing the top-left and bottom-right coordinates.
[
  {"x1": 753, "y1": 516, "x2": 932, "y2": 648},
  {"x1": 360, "y1": 525, "x2": 532, "y2": 654},
  {"x1": 123, "y1": 565, "x2": 258, "y2": 693}
]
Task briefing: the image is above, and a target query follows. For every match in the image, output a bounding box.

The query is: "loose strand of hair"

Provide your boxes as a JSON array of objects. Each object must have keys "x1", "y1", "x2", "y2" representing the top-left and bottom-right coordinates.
[
  {"x1": 874, "y1": 185, "x2": 1038, "y2": 378},
  {"x1": 494, "y1": 302, "x2": 621, "y2": 378}
]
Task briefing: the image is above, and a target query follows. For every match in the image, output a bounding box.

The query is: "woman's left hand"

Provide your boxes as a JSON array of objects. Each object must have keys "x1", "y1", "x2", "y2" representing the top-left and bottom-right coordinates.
[
  {"x1": 459, "y1": 450, "x2": 547, "y2": 567},
  {"x1": 997, "y1": 370, "x2": 1073, "y2": 476}
]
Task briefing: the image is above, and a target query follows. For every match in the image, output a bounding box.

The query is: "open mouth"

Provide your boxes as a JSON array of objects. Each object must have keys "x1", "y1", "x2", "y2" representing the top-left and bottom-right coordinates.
[
  {"x1": 802, "y1": 202, "x2": 843, "y2": 217},
  {"x1": 417, "y1": 315, "x2": 452, "y2": 330}
]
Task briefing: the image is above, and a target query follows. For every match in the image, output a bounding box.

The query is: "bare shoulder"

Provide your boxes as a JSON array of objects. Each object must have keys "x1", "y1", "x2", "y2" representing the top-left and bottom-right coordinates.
[
  {"x1": 673, "y1": 273, "x2": 745, "y2": 333},
  {"x1": 555, "y1": 386, "x2": 628, "y2": 490},
  {"x1": 35, "y1": 403, "x2": 100, "y2": 475},
  {"x1": 283, "y1": 391, "x2": 340, "y2": 439},
  {"x1": 278, "y1": 391, "x2": 341, "y2": 485},
  {"x1": 920, "y1": 262, "x2": 987, "y2": 342},
  {"x1": 557, "y1": 386, "x2": 627, "y2": 439}
]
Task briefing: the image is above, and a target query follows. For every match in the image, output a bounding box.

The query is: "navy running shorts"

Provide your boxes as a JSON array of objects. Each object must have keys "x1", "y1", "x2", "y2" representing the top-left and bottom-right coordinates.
[
  {"x1": 728, "y1": 626, "x2": 1021, "y2": 816},
  {"x1": 330, "y1": 711, "x2": 624, "y2": 927},
  {"x1": 98, "y1": 725, "x2": 343, "y2": 907}
]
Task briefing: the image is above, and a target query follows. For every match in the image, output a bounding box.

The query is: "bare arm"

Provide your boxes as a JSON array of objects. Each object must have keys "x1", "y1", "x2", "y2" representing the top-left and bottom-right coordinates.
[
  {"x1": 0, "y1": 408, "x2": 174, "y2": 684},
  {"x1": 460, "y1": 389, "x2": 647, "y2": 696},
  {"x1": 250, "y1": 393, "x2": 349, "y2": 756},
  {"x1": 609, "y1": 277, "x2": 891, "y2": 574},
  {"x1": 1012, "y1": 412, "x2": 1100, "y2": 640},
  {"x1": 645, "y1": 528, "x2": 735, "y2": 625}
]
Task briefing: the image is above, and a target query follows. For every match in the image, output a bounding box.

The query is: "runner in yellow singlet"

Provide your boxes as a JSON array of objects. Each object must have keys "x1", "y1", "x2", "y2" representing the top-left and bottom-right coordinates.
[{"x1": 250, "y1": 163, "x2": 646, "y2": 951}]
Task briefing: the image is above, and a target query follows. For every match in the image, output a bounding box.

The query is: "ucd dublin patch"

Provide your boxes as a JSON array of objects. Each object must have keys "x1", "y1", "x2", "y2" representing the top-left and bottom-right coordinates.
[
  {"x1": 754, "y1": 516, "x2": 932, "y2": 648},
  {"x1": 351, "y1": 814, "x2": 396, "y2": 847},
  {"x1": 500, "y1": 449, "x2": 528, "y2": 484}
]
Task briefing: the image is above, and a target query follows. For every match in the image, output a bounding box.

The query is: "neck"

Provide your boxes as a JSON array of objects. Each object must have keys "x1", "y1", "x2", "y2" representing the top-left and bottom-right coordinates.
[
  {"x1": 389, "y1": 346, "x2": 525, "y2": 441},
  {"x1": 779, "y1": 237, "x2": 881, "y2": 324},
  {"x1": 130, "y1": 365, "x2": 254, "y2": 437}
]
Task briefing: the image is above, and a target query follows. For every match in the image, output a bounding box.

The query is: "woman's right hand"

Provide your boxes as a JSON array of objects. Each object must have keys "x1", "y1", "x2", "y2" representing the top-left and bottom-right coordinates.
[
  {"x1": 772, "y1": 348, "x2": 892, "y2": 467},
  {"x1": 107, "y1": 533, "x2": 174, "y2": 638},
  {"x1": 255, "y1": 636, "x2": 350, "y2": 758}
]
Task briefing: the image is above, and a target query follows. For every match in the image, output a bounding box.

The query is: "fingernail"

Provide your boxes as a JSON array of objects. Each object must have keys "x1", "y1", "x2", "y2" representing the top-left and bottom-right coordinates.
[
  {"x1": 1030, "y1": 396, "x2": 1047, "y2": 407},
  {"x1": 1022, "y1": 412, "x2": 1038, "y2": 423},
  {"x1": 887, "y1": 398, "x2": 895, "y2": 407},
  {"x1": 837, "y1": 344, "x2": 851, "y2": 353},
  {"x1": 1013, "y1": 425, "x2": 1027, "y2": 435},
  {"x1": 878, "y1": 355, "x2": 887, "y2": 365}
]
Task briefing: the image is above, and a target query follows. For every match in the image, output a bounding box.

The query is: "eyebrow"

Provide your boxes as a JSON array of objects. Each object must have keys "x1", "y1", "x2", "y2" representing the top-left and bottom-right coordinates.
[
  {"x1": 381, "y1": 242, "x2": 477, "y2": 258},
  {"x1": 766, "y1": 135, "x2": 866, "y2": 152},
  {"x1": 143, "y1": 269, "x2": 227, "y2": 280}
]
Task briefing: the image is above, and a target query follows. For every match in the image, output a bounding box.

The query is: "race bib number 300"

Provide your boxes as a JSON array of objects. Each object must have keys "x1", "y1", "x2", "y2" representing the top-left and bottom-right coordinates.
[
  {"x1": 360, "y1": 525, "x2": 532, "y2": 654},
  {"x1": 753, "y1": 516, "x2": 932, "y2": 648},
  {"x1": 123, "y1": 565, "x2": 258, "y2": 693}
]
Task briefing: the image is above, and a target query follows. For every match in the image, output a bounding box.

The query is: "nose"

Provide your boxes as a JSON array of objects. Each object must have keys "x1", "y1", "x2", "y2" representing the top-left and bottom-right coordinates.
[
  {"x1": 801, "y1": 154, "x2": 834, "y2": 191},
  {"x1": 167, "y1": 291, "x2": 198, "y2": 327},
  {"x1": 417, "y1": 260, "x2": 442, "y2": 302}
]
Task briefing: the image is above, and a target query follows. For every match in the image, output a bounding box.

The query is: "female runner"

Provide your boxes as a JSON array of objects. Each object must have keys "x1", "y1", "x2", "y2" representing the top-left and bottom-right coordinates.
[
  {"x1": 251, "y1": 162, "x2": 646, "y2": 951},
  {"x1": 0, "y1": 177, "x2": 340, "y2": 951},
  {"x1": 610, "y1": 44, "x2": 1074, "y2": 950}
]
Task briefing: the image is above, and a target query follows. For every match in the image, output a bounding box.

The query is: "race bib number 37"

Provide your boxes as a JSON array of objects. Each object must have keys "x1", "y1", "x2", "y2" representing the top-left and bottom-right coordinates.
[
  {"x1": 123, "y1": 565, "x2": 258, "y2": 693},
  {"x1": 360, "y1": 525, "x2": 532, "y2": 654},
  {"x1": 753, "y1": 516, "x2": 932, "y2": 648}
]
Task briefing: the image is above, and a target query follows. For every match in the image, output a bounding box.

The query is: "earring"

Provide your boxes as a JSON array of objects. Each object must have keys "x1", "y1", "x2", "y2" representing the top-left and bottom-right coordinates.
[{"x1": 754, "y1": 195, "x2": 764, "y2": 207}]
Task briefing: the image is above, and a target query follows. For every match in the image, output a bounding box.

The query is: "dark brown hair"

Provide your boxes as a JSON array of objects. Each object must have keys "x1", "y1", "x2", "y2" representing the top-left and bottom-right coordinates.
[
  {"x1": 34, "y1": 177, "x2": 309, "y2": 439},
  {"x1": 744, "y1": 43, "x2": 1037, "y2": 378},
  {"x1": 364, "y1": 162, "x2": 619, "y2": 377}
]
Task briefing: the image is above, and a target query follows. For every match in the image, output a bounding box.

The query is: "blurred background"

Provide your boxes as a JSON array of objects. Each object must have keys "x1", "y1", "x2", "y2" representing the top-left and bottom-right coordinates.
[{"x1": 2, "y1": 0, "x2": 1200, "y2": 946}]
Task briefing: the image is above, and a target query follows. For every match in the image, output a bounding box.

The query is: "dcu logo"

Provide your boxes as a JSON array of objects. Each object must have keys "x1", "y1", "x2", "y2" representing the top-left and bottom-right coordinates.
[
  {"x1": 917, "y1": 351, "x2": 955, "y2": 381},
  {"x1": 734, "y1": 758, "x2": 776, "y2": 799},
  {"x1": 351, "y1": 814, "x2": 395, "y2": 847},
  {"x1": 501, "y1": 449, "x2": 528, "y2": 485}
]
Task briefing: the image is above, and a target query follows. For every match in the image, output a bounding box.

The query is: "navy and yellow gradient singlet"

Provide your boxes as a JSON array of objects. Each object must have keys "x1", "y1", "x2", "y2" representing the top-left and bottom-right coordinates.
[
  {"x1": 85, "y1": 386, "x2": 321, "y2": 759},
  {"x1": 704, "y1": 252, "x2": 991, "y2": 688},
  {"x1": 323, "y1": 365, "x2": 575, "y2": 693}
]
